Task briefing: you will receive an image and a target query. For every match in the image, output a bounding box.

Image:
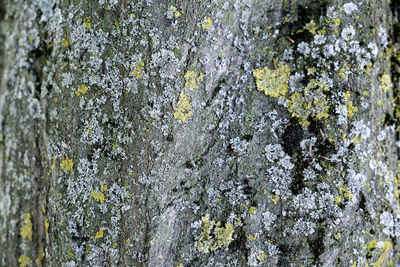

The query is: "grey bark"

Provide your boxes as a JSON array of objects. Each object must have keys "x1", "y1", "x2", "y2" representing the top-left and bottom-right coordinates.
[{"x1": 0, "y1": 0, "x2": 400, "y2": 266}]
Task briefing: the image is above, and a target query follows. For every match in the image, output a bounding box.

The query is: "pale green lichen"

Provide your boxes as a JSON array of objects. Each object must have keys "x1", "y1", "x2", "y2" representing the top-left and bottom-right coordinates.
[
  {"x1": 287, "y1": 79, "x2": 330, "y2": 126},
  {"x1": 196, "y1": 216, "x2": 235, "y2": 253},
  {"x1": 174, "y1": 92, "x2": 192, "y2": 123},
  {"x1": 253, "y1": 62, "x2": 290, "y2": 98}
]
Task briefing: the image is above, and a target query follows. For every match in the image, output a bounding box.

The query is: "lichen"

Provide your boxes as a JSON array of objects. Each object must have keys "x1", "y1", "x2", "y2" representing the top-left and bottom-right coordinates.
[
  {"x1": 61, "y1": 39, "x2": 69, "y2": 47},
  {"x1": 253, "y1": 62, "x2": 290, "y2": 98},
  {"x1": 75, "y1": 85, "x2": 89, "y2": 96},
  {"x1": 60, "y1": 156, "x2": 73, "y2": 171},
  {"x1": 344, "y1": 91, "x2": 358, "y2": 117},
  {"x1": 184, "y1": 71, "x2": 204, "y2": 90},
  {"x1": 196, "y1": 216, "x2": 235, "y2": 253},
  {"x1": 83, "y1": 17, "x2": 91, "y2": 30},
  {"x1": 287, "y1": 79, "x2": 330, "y2": 126},
  {"x1": 202, "y1": 17, "x2": 213, "y2": 30},
  {"x1": 375, "y1": 241, "x2": 393, "y2": 266},
  {"x1": 249, "y1": 206, "x2": 257, "y2": 214},
  {"x1": 91, "y1": 184, "x2": 107, "y2": 203},
  {"x1": 18, "y1": 255, "x2": 31, "y2": 267},
  {"x1": 381, "y1": 73, "x2": 391, "y2": 92},
  {"x1": 174, "y1": 92, "x2": 192, "y2": 123},
  {"x1": 19, "y1": 212, "x2": 32, "y2": 241},
  {"x1": 45, "y1": 218, "x2": 49, "y2": 233},
  {"x1": 132, "y1": 61, "x2": 145, "y2": 79},
  {"x1": 334, "y1": 184, "x2": 352, "y2": 205},
  {"x1": 35, "y1": 247, "x2": 45, "y2": 265},
  {"x1": 304, "y1": 20, "x2": 317, "y2": 35},
  {"x1": 95, "y1": 227, "x2": 104, "y2": 239}
]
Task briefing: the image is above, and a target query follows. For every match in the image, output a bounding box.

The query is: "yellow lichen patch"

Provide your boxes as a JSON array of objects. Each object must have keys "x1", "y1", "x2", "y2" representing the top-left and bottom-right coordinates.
[
  {"x1": 169, "y1": 5, "x2": 181, "y2": 18},
  {"x1": 334, "y1": 233, "x2": 340, "y2": 240},
  {"x1": 100, "y1": 184, "x2": 107, "y2": 192},
  {"x1": 196, "y1": 216, "x2": 235, "y2": 253},
  {"x1": 288, "y1": 79, "x2": 330, "y2": 127},
  {"x1": 394, "y1": 174, "x2": 400, "y2": 200},
  {"x1": 67, "y1": 248, "x2": 75, "y2": 258},
  {"x1": 61, "y1": 39, "x2": 69, "y2": 47},
  {"x1": 35, "y1": 247, "x2": 45, "y2": 265},
  {"x1": 176, "y1": 263, "x2": 183, "y2": 267},
  {"x1": 91, "y1": 190, "x2": 105, "y2": 203},
  {"x1": 83, "y1": 17, "x2": 91, "y2": 30},
  {"x1": 248, "y1": 235, "x2": 256, "y2": 240},
  {"x1": 259, "y1": 253, "x2": 267, "y2": 261},
  {"x1": 202, "y1": 17, "x2": 213, "y2": 30},
  {"x1": 335, "y1": 184, "x2": 352, "y2": 205},
  {"x1": 50, "y1": 156, "x2": 56, "y2": 169},
  {"x1": 368, "y1": 239, "x2": 377, "y2": 250},
  {"x1": 338, "y1": 68, "x2": 347, "y2": 79},
  {"x1": 45, "y1": 218, "x2": 49, "y2": 233},
  {"x1": 18, "y1": 255, "x2": 31, "y2": 267},
  {"x1": 304, "y1": 20, "x2": 317, "y2": 34},
  {"x1": 174, "y1": 92, "x2": 192, "y2": 123},
  {"x1": 381, "y1": 73, "x2": 391, "y2": 92},
  {"x1": 174, "y1": 11, "x2": 181, "y2": 18},
  {"x1": 75, "y1": 85, "x2": 89, "y2": 96},
  {"x1": 334, "y1": 195, "x2": 342, "y2": 205},
  {"x1": 271, "y1": 194, "x2": 280, "y2": 205},
  {"x1": 114, "y1": 20, "x2": 120, "y2": 30},
  {"x1": 91, "y1": 184, "x2": 107, "y2": 203},
  {"x1": 60, "y1": 156, "x2": 73, "y2": 171},
  {"x1": 249, "y1": 206, "x2": 257, "y2": 214},
  {"x1": 184, "y1": 71, "x2": 204, "y2": 90},
  {"x1": 344, "y1": 91, "x2": 358, "y2": 117},
  {"x1": 253, "y1": 62, "x2": 290, "y2": 98},
  {"x1": 331, "y1": 18, "x2": 341, "y2": 27},
  {"x1": 20, "y1": 212, "x2": 32, "y2": 241},
  {"x1": 96, "y1": 227, "x2": 104, "y2": 239},
  {"x1": 132, "y1": 61, "x2": 145, "y2": 79},
  {"x1": 376, "y1": 241, "x2": 393, "y2": 267}
]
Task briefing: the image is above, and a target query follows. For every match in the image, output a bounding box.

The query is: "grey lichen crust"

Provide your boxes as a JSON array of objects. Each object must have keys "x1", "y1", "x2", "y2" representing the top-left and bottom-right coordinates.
[{"x1": 0, "y1": 0, "x2": 400, "y2": 266}]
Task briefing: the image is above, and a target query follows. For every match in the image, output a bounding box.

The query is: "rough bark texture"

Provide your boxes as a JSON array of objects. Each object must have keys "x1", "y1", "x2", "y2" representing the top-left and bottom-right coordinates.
[{"x1": 1, "y1": 0, "x2": 400, "y2": 266}]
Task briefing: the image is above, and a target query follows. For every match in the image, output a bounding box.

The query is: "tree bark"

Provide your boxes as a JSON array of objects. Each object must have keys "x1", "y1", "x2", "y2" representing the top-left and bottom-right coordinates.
[{"x1": 1, "y1": 0, "x2": 400, "y2": 266}]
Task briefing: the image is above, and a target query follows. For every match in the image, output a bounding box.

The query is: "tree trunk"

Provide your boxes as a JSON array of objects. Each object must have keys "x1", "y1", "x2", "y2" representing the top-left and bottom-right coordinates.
[{"x1": 1, "y1": 0, "x2": 400, "y2": 266}]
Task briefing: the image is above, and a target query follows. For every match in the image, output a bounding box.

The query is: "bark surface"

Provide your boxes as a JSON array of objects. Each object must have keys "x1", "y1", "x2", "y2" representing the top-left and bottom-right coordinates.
[{"x1": 1, "y1": 0, "x2": 400, "y2": 266}]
